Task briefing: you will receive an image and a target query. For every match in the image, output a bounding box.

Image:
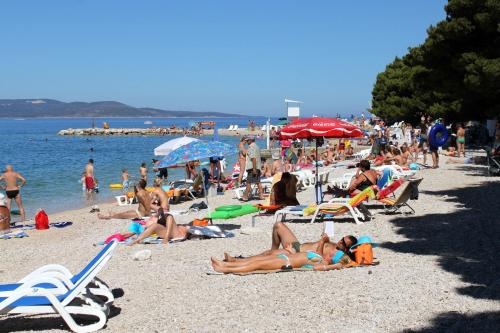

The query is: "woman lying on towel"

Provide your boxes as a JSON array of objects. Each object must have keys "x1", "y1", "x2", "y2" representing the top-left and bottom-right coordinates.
[
  {"x1": 212, "y1": 234, "x2": 352, "y2": 274},
  {"x1": 128, "y1": 208, "x2": 189, "y2": 246}
]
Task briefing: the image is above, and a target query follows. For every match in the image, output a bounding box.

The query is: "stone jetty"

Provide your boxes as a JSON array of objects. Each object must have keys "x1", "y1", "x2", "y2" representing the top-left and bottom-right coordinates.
[{"x1": 57, "y1": 127, "x2": 266, "y2": 136}]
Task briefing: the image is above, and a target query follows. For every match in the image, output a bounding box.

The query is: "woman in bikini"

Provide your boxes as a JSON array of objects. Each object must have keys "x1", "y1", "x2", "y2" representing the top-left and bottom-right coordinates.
[
  {"x1": 212, "y1": 234, "x2": 352, "y2": 274},
  {"x1": 456, "y1": 123, "x2": 465, "y2": 158},
  {"x1": 237, "y1": 138, "x2": 247, "y2": 186},
  {"x1": 129, "y1": 209, "x2": 189, "y2": 246}
]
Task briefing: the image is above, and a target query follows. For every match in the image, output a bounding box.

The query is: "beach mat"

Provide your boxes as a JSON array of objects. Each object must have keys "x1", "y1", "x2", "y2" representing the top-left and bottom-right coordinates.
[
  {"x1": 206, "y1": 262, "x2": 380, "y2": 275},
  {"x1": 188, "y1": 226, "x2": 234, "y2": 238},
  {"x1": 0, "y1": 231, "x2": 29, "y2": 240},
  {"x1": 206, "y1": 267, "x2": 313, "y2": 275},
  {"x1": 10, "y1": 222, "x2": 73, "y2": 230}
]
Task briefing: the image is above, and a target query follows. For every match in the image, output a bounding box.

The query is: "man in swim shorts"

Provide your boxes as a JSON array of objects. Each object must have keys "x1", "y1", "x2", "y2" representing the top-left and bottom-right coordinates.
[
  {"x1": 242, "y1": 136, "x2": 264, "y2": 201},
  {"x1": 85, "y1": 159, "x2": 95, "y2": 192},
  {"x1": 98, "y1": 179, "x2": 152, "y2": 220},
  {"x1": 0, "y1": 165, "x2": 26, "y2": 222}
]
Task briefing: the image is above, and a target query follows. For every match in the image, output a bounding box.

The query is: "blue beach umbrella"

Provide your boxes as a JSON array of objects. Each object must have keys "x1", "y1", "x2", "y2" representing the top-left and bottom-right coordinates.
[
  {"x1": 158, "y1": 140, "x2": 237, "y2": 168},
  {"x1": 158, "y1": 140, "x2": 238, "y2": 213}
]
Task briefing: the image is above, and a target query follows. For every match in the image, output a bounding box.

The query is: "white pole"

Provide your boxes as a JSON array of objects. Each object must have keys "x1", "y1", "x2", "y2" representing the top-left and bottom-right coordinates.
[{"x1": 266, "y1": 118, "x2": 270, "y2": 150}]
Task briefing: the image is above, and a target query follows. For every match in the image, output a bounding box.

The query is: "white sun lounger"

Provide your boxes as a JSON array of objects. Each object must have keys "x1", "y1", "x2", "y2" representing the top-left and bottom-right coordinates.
[
  {"x1": 0, "y1": 241, "x2": 118, "y2": 333},
  {"x1": 0, "y1": 241, "x2": 118, "y2": 304}
]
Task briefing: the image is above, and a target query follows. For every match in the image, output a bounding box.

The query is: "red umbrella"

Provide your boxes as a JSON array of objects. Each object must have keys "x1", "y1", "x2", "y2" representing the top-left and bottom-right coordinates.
[
  {"x1": 279, "y1": 117, "x2": 363, "y2": 203},
  {"x1": 279, "y1": 117, "x2": 363, "y2": 139}
]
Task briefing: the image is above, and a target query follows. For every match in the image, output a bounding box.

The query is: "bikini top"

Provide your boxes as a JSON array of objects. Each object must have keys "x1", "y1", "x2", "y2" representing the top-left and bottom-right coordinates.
[{"x1": 331, "y1": 250, "x2": 346, "y2": 264}]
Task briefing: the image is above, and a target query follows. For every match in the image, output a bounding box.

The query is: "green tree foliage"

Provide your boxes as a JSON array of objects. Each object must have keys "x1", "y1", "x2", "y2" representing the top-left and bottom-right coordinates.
[{"x1": 371, "y1": 0, "x2": 500, "y2": 122}]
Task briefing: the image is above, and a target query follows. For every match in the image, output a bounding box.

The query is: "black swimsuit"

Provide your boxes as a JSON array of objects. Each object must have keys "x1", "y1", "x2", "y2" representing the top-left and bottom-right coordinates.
[
  {"x1": 157, "y1": 208, "x2": 172, "y2": 227},
  {"x1": 357, "y1": 173, "x2": 375, "y2": 191},
  {"x1": 5, "y1": 190, "x2": 19, "y2": 199}
]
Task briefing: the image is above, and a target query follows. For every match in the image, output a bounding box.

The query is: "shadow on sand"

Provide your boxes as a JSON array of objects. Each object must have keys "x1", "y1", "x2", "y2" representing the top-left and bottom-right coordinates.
[{"x1": 379, "y1": 180, "x2": 500, "y2": 332}]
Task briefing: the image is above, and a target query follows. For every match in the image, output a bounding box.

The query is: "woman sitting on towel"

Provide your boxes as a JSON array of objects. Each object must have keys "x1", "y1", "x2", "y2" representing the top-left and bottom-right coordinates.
[
  {"x1": 129, "y1": 208, "x2": 189, "y2": 246},
  {"x1": 211, "y1": 234, "x2": 352, "y2": 274}
]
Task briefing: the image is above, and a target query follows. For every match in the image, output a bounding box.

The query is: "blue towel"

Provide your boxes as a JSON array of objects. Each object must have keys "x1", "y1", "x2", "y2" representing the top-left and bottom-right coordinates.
[
  {"x1": 50, "y1": 222, "x2": 73, "y2": 228},
  {"x1": 290, "y1": 205, "x2": 307, "y2": 211}
]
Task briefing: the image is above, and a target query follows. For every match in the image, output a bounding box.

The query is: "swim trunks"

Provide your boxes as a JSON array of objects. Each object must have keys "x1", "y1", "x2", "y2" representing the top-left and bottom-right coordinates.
[
  {"x1": 5, "y1": 190, "x2": 19, "y2": 199},
  {"x1": 246, "y1": 169, "x2": 261, "y2": 184},
  {"x1": 85, "y1": 176, "x2": 95, "y2": 190}
]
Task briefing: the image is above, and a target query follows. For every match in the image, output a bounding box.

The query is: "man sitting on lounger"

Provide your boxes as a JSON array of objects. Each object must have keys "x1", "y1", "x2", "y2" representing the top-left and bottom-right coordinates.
[
  {"x1": 224, "y1": 221, "x2": 357, "y2": 264},
  {"x1": 98, "y1": 179, "x2": 152, "y2": 220},
  {"x1": 151, "y1": 178, "x2": 170, "y2": 212}
]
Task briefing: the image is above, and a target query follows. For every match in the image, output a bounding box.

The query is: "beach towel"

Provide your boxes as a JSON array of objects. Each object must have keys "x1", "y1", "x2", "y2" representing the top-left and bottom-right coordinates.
[
  {"x1": 0, "y1": 231, "x2": 29, "y2": 240},
  {"x1": 50, "y1": 221, "x2": 73, "y2": 228},
  {"x1": 188, "y1": 226, "x2": 234, "y2": 239},
  {"x1": 10, "y1": 222, "x2": 72, "y2": 230},
  {"x1": 206, "y1": 262, "x2": 379, "y2": 275},
  {"x1": 10, "y1": 224, "x2": 35, "y2": 230}
]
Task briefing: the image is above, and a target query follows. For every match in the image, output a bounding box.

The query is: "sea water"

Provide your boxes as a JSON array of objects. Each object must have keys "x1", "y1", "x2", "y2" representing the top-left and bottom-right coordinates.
[{"x1": 0, "y1": 117, "x2": 273, "y2": 219}]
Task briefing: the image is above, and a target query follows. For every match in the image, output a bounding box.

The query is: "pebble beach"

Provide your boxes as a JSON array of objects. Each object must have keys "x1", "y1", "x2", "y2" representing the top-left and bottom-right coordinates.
[{"x1": 1, "y1": 155, "x2": 499, "y2": 332}]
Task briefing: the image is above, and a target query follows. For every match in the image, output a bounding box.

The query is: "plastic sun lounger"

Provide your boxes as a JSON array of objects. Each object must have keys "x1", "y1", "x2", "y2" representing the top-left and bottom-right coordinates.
[
  {"x1": 233, "y1": 177, "x2": 273, "y2": 199},
  {"x1": 274, "y1": 187, "x2": 376, "y2": 224},
  {"x1": 373, "y1": 165, "x2": 416, "y2": 180},
  {"x1": 378, "y1": 178, "x2": 423, "y2": 214},
  {"x1": 0, "y1": 241, "x2": 118, "y2": 333},
  {"x1": 0, "y1": 241, "x2": 118, "y2": 304},
  {"x1": 309, "y1": 186, "x2": 377, "y2": 224}
]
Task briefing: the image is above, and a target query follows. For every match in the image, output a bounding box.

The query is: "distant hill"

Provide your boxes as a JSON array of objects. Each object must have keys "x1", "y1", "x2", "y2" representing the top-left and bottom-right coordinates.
[{"x1": 0, "y1": 99, "x2": 243, "y2": 118}]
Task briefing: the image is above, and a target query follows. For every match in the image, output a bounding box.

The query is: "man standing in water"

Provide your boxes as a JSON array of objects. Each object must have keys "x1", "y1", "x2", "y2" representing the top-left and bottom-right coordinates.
[
  {"x1": 85, "y1": 159, "x2": 96, "y2": 192},
  {"x1": 0, "y1": 165, "x2": 26, "y2": 222}
]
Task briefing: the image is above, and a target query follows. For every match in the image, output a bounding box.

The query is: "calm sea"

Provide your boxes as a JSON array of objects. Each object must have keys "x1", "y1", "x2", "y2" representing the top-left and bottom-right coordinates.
[{"x1": 0, "y1": 117, "x2": 274, "y2": 219}]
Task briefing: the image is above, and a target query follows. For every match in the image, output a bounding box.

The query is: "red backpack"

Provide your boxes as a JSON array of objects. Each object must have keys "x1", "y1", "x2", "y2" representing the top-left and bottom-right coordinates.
[{"x1": 35, "y1": 210, "x2": 49, "y2": 230}]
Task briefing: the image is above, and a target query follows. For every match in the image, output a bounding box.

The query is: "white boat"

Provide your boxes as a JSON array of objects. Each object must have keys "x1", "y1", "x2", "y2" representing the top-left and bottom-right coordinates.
[{"x1": 144, "y1": 121, "x2": 153, "y2": 125}]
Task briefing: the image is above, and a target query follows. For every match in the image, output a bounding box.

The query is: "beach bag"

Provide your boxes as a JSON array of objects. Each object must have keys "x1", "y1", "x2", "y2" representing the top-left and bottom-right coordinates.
[
  {"x1": 351, "y1": 243, "x2": 374, "y2": 265},
  {"x1": 192, "y1": 218, "x2": 209, "y2": 226},
  {"x1": 35, "y1": 210, "x2": 49, "y2": 230}
]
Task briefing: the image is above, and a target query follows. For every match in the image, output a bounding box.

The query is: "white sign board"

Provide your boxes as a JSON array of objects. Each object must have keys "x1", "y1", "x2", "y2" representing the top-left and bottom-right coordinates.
[{"x1": 288, "y1": 106, "x2": 300, "y2": 117}]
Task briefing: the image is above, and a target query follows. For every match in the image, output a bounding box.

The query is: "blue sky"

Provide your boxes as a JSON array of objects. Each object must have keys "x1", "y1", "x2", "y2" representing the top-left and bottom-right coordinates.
[{"x1": 0, "y1": 0, "x2": 448, "y2": 116}]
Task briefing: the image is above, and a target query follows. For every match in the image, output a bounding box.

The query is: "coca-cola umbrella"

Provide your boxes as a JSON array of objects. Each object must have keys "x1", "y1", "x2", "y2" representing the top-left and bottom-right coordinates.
[{"x1": 280, "y1": 117, "x2": 364, "y2": 203}]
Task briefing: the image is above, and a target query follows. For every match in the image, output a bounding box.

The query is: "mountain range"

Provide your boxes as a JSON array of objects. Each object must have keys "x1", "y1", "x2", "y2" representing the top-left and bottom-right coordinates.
[{"x1": 0, "y1": 99, "x2": 242, "y2": 118}]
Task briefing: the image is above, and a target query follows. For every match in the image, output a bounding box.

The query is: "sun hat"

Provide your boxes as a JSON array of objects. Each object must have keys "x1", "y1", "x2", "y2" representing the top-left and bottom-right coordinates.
[{"x1": 350, "y1": 236, "x2": 378, "y2": 250}]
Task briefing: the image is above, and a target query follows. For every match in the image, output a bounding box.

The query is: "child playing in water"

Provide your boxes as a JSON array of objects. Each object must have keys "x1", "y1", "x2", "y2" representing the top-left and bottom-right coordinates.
[{"x1": 122, "y1": 168, "x2": 129, "y2": 190}]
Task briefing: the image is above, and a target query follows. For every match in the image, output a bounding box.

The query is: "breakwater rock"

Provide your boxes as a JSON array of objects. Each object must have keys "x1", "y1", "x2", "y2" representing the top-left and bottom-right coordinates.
[{"x1": 57, "y1": 128, "x2": 266, "y2": 136}]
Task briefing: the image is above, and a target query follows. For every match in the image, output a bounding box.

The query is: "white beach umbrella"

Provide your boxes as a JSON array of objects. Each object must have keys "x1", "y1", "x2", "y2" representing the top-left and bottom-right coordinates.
[{"x1": 154, "y1": 136, "x2": 200, "y2": 156}]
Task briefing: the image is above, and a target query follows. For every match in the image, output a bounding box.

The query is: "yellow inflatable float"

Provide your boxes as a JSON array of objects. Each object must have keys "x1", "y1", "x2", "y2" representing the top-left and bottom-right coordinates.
[{"x1": 109, "y1": 183, "x2": 123, "y2": 189}]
